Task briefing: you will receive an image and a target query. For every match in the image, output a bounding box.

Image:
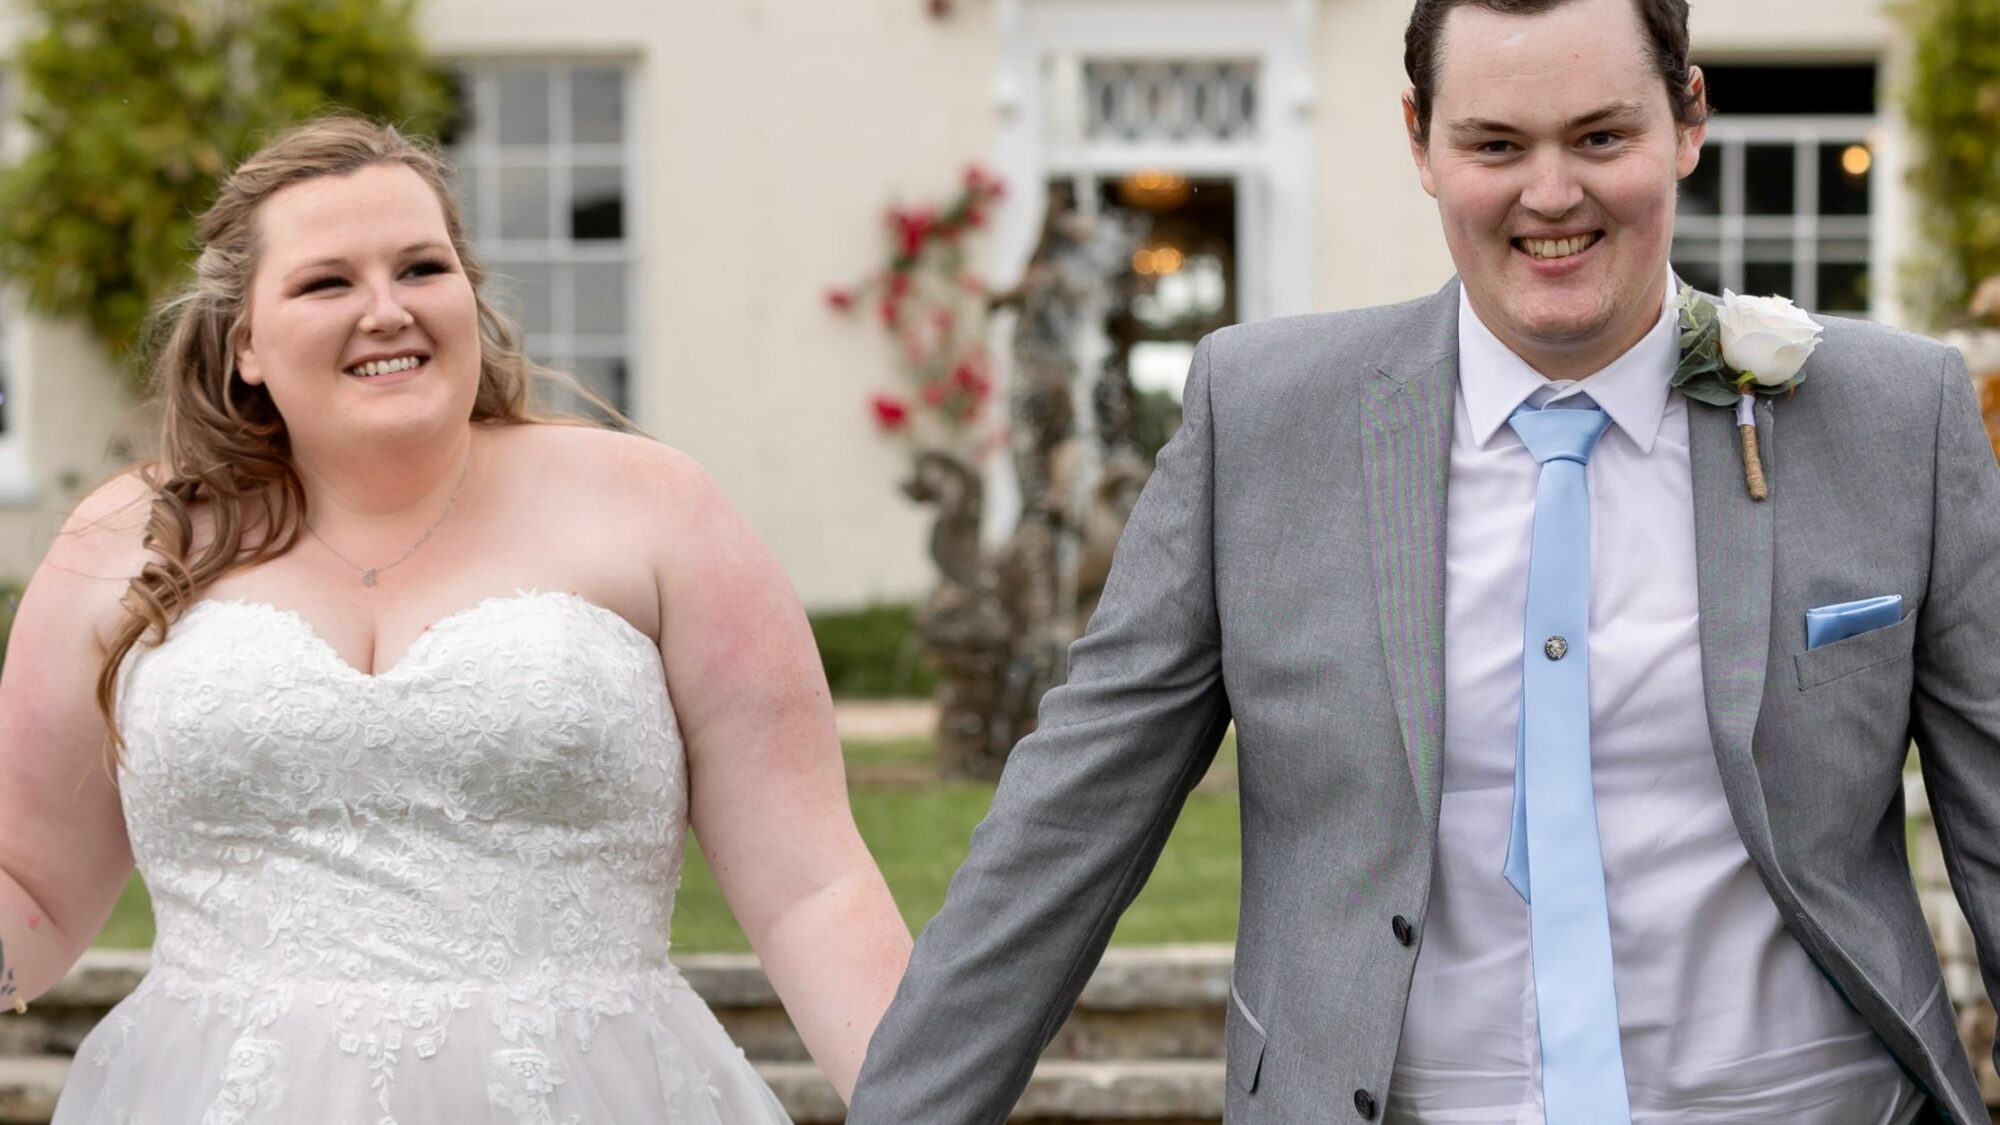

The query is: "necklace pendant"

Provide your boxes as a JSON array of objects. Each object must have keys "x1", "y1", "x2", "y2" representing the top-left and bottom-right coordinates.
[{"x1": 362, "y1": 569, "x2": 378, "y2": 588}]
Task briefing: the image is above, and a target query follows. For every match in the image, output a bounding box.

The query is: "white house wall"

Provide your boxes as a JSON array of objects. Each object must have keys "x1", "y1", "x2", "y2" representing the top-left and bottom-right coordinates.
[
  {"x1": 0, "y1": 0, "x2": 1904, "y2": 608},
  {"x1": 1316, "y1": 0, "x2": 1458, "y2": 310},
  {"x1": 423, "y1": 0, "x2": 999, "y2": 609}
]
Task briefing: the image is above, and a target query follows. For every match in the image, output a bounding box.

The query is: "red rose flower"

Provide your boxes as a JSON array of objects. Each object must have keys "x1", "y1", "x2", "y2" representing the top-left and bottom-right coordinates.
[
  {"x1": 895, "y1": 208, "x2": 936, "y2": 258},
  {"x1": 872, "y1": 394, "x2": 911, "y2": 431},
  {"x1": 952, "y1": 359, "x2": 992, "y2": 398},
  {"x1": 825, "y1": 288, "x2": 856, "y2": 312}
]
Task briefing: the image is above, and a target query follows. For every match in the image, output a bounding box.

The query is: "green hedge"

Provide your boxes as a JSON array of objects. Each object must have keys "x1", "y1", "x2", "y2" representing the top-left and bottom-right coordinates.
[
  {"x1": 0, "y1": 0, "x2": 455, "y2": 371},
  {"x1": 808, "y1": 603, "x2": 937, "y2": 699}
]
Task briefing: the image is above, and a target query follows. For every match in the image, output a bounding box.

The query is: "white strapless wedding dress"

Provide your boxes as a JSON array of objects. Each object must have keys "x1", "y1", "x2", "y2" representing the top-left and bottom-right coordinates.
[{"x1": 56, "y1": 591, "x2": 793, "y2": 1124}]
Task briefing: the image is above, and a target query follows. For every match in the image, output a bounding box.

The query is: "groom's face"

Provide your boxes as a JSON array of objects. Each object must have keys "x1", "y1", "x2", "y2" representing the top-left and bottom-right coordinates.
[{"x1": 1405, "y1": 0, "x2": 1704, "y2": 375}]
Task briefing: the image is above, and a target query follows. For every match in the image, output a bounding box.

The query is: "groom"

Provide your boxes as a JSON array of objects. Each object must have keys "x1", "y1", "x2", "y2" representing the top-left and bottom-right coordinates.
[{"x1": 849, "y1": 0, "x2": 2000, "y2": 1121}]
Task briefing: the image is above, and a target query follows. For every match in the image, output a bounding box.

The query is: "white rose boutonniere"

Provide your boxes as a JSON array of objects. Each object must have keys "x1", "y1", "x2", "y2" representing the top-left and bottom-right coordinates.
[{"x1": 1671, "y1": 285, "x2": 1825, "y2": 500}]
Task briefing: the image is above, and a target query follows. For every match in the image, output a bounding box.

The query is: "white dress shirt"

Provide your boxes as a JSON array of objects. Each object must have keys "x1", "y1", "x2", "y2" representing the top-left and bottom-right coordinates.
[{"x1": 1385, "y1": 286, "x2": 1921, "y2": 1123}]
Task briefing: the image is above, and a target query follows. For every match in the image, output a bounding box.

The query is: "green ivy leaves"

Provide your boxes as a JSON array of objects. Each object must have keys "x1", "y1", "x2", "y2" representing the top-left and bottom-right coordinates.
[
  {"x1": 1900, "y1": 0, "x2": 2000, "y2": 331},
  {"x1": 1670, "y1": 288, "x2": 1743, "y2": 407},
  {"x1": 0, "y1": 0, "x2": 457, "y2": 385}
]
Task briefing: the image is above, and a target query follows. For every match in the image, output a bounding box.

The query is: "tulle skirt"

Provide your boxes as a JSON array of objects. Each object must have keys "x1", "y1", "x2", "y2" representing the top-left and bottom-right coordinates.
[{"x1": 52, "y1": 965, "x2": 793, "y2": 1124}]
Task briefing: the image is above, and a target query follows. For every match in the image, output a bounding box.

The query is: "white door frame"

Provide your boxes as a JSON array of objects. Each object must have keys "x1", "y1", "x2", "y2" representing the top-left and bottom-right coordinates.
[
  {"x1": 983, "y1": 0, "x2": 1318, "y2": 537},
  {"x1": 989, "y1": 0, "x2": 1318, "y2": 324}
]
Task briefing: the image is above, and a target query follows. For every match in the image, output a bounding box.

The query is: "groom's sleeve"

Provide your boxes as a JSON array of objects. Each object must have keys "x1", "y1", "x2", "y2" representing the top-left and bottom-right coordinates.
[
  {"x1": 1908, "y1": 345, "x2": 2000, "y2": 1076},
  {"x1": 846, "y1": 335, "x2": 1233, "y2": 1123}
]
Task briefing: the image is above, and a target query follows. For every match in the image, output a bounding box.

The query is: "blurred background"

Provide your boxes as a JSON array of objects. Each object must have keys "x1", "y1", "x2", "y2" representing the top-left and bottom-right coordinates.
[
  {"x1": 0, "y1": 0, "x2": 1997, "y2": 1121},
  {"x1": 0, "y1": 0, "x2": 1977, "y2": 604}
]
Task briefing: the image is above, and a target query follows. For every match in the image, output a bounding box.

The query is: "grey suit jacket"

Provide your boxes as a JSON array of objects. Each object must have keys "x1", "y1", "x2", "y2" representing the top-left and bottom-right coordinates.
[{"x1": 847, "y1": 279, "x2": 2000, "y2": 1124}]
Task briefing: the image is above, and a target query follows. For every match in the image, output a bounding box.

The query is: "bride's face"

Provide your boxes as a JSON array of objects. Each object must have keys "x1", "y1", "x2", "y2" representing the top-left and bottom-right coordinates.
[{"x1": 235, "y1": 162, "x2": 482, "y2": 456}]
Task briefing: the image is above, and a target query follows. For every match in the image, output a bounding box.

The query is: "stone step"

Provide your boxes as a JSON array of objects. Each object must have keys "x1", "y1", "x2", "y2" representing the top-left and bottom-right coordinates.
[
  {"x1": 9, "y1": 946, "x2": 1234, "y2": 1064},
  {"x1": 687, "y1": 944, "x2": 1229, "y2": 1063},
  {"x1": 0, "y1": 1057, "x2": 62, "y2": 1125},
  {"x1": 0, "y1": 1054, "x2": 1223, "y2": 1124}
]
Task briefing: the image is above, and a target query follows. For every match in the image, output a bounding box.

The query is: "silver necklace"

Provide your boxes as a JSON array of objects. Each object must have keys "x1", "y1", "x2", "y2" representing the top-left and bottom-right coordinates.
[{"x1": 305, "y1": 448, "x2": 473, "y2": 587}]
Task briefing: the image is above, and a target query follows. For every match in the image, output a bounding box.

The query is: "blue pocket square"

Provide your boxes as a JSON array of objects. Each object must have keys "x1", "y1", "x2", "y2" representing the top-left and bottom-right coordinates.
[{"x1": 1805, "y1": 595, "x2": 1903, "y2": 650}]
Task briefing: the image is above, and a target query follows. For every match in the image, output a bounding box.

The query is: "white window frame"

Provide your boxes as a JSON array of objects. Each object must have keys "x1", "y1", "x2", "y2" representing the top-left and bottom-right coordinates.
[
  {"x1": 449, "y1": 60, "x2": 640, "y2": 414},
  {"x1": 1674, "y1": 115, "x2": 1879, "y2": 316}
]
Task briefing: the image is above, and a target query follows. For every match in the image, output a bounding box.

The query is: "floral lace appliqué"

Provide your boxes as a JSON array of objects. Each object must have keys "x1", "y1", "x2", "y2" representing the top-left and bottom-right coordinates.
[{"x1": 56, "y1": 592, "x2": 786, "y2": 1125}]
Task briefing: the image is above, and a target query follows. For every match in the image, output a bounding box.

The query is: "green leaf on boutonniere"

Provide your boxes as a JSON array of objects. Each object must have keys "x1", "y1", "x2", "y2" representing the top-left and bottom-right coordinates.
[
  {"x1": 1673, "y1": 376, "x2": 1742, "y2": 407},
  {"x1": 1670, "y1": 284, "x2": 1741, "y2": 407}
]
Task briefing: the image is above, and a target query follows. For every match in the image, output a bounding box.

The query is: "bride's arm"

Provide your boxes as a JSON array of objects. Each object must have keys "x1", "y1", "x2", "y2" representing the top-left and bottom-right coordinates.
[
  {"x1": 630, "y1": 443, "x2": 911, "y2": 1103},
  {"x1": 0, "y1": 475, "x2": 149, "y2": 1005}
]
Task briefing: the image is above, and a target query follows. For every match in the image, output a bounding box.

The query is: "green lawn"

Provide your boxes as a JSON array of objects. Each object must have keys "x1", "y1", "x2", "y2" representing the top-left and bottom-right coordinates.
[{"x1": 93, "y1": 736, "x2": 1243, "y2": 952}]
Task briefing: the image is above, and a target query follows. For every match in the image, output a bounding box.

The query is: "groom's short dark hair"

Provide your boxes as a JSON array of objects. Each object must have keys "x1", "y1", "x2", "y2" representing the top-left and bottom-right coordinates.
[{"x1": 1404, "y1": 0, "x2": 1705, "y2": 146}]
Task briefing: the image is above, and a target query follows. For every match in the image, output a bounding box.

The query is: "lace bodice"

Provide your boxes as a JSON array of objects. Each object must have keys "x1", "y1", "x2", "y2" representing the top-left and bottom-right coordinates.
[
  {"x1": 118, "y1": 590, "x2": 685, "y2": 993},
  {"x1": 66, "y1": 591, "x2": 784, "y2": 1124}
]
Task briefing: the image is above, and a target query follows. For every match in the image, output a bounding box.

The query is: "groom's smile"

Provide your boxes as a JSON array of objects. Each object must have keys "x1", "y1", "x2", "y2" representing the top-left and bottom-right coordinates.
[{"x1": 1403, "y1": 0, "x2": 1706, "y2": 381}]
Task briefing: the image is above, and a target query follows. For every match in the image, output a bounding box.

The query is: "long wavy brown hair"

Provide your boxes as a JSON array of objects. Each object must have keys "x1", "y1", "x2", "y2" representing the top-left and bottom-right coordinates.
[{"x1": 97, "y1": 114, "x2": 609, "y2": 756}]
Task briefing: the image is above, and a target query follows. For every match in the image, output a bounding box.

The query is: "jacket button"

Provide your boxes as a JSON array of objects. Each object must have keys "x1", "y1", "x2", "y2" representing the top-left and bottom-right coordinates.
[
  {"x1": 1392, "y1": 915, "x2": 1414, "y2": 946},
  {"x1": 1354, "y1": 1088, "x2": 1378, "y2": 1119}
]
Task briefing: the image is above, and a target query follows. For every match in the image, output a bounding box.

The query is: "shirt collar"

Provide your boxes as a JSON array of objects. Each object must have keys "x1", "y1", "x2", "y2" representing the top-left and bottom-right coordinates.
[{"x1": 1456, "y1": 274, "x2": 1680, "y2": 454}]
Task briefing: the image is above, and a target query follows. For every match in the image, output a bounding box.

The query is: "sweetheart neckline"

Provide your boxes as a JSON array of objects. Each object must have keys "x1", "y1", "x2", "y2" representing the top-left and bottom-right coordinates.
[{"x1": 176, "y1": 590, "x2": 657, "y2": 681}]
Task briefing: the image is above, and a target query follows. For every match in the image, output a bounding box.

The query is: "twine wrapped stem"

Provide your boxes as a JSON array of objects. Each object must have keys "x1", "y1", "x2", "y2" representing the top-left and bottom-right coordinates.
[{"x1": 1735, "y1": 393, "x2": 1768, "y2": 501}]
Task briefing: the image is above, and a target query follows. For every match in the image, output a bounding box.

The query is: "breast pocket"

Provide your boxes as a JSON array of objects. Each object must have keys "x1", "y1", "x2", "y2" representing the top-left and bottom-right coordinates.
[{"x1": 1794, "y1": 609, "x2": 1918, "y2": 691}]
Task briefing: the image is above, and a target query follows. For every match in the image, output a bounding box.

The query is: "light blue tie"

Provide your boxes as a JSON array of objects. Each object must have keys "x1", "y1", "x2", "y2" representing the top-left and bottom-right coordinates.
[{"x1": 1500, "y1": 398, "x2": 1631, "y2": 1125}]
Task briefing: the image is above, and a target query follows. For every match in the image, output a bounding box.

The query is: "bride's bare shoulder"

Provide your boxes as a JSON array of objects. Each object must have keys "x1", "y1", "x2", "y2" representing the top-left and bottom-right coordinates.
[
  {"x1": 500, "y1": 421, "x2": 725, "y2": 513},
  {"x1": 34, "y1": 470, "x2": 164, "y2": 639},
  {"x1": 47, "y1": 470, "x2": 157, "y2": 577}
]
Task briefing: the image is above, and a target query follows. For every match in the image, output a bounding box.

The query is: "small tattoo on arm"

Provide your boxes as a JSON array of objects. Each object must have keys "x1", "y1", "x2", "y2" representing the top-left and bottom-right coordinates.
[{"x1": 0, "y1": 937, "x2": 20, "y2": 1015}]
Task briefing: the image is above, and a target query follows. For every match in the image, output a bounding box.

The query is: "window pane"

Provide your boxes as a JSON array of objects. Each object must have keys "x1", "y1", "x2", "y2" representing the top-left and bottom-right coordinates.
[
  {"x1": 497, "y1": 69, "x2": 551, "y2": 145},
  {"x1": 1671, "y1": 236, "x2": 1722, "y2": 295},
  {"x1": 451, "y1": 167, "x2": 482, "y2": 241},
  {"x1": 1743, "y1": 145, "x2": 1796, "y2": 215},
  {"x1": 572, "y1": 355, "x2": 628, "y2": 411},
  {"x1": 498, "y1": 165, "x2": 552, "y2": 240},
  {"x1": 1673, "y1": 259, "x2": 1723, "y2": 296},
  {"x1": 1818, "y1": 238, "x2": 1870, "y2": 313},
  {"x1": 1819, "y1": 143, "x2": 1871, "y2": 217},
  {"x1": 1678, "y1": 154, "x2": 1722, "y2": 217},
  {"x1": 572, "y1": 262, "x2": 627, "y2": 336},
  {"x1": 1817, "y1": 262, "x2": 1869, "y2": 313},
  {"x1": 1743, "y1": 260, "x2": 1794, "y2": 299},
  {"x1": 494, "y1": 261, "x2": 555, "y2": 336},
  {"x1": 571, "y1": 68, "x2": 624, "y2": 144},
  {"x1": 570, "y1": 165, "x2": 624, "y2": 240},
  {"x1": 438, "y1": 71, "x2": 475, "y2": 148}
]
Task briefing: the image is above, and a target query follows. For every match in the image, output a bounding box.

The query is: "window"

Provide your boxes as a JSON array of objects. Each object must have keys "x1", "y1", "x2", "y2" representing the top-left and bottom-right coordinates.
[
  {"x1": 1673, "y1": 65, "x2": 1879, "y2": 317},
  {"x1": 449, "y1": 63, "x2": 636, "y2": 412},
  {"x1": 1081, "y1": 59, "x2": 1259, "y2": 144}
]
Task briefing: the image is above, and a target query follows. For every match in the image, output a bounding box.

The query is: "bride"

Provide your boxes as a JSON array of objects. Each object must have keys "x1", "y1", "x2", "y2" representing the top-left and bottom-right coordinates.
[{"x1": 0, "y1": 116, "x2": 911, "y2": 1122}]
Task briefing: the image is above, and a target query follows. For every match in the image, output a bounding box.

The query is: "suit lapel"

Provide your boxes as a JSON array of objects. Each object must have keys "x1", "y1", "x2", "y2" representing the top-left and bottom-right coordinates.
[
  {"x1": 1689, "y1": 392, "x2": 1779, "y2": 854},
  {"x1": 1362, "y1": 283, "x2": 1459, "y2": 828}
]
